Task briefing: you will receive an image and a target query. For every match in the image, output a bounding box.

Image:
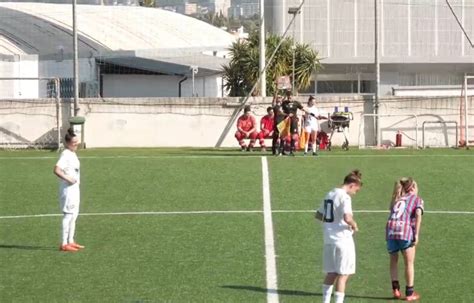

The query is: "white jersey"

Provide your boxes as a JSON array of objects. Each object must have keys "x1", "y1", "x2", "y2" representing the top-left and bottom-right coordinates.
[
  {"x1": 304, "y1": 106, "x2": 320, "y2": 131},
  {"x1": 317, "y1": 188, "x2": 353, "y2": 244},
  {"x1": 56, "y1": 149, "x2": 80, "y2": 214},
  {"x1": 56, "y1": 149, "x2": 80, "y2": 188}
]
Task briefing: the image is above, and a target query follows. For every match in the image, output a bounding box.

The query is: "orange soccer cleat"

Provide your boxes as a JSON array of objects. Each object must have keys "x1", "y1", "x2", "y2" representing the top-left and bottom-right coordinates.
[
  {"x1": 392, "y1": 289, "x2": 401, "y2": 299},
  {"x1": 405, "y1": 292, "x2": 420, "y2": 301},
  {"x1": 69, "y1": 242, "x2": 85, "y2": 249},
  {"x1": 60, "y1": 244, "x2": 79, "y2": 252}
]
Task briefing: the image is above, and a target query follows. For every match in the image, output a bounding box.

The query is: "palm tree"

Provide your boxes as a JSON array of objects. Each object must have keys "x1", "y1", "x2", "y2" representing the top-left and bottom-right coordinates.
[{"x1": 223, "y1": 32, "x2": 321, "y2": 97}]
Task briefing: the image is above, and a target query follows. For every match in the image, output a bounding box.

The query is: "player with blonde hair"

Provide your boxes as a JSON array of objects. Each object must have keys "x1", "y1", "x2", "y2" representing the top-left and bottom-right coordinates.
[
  {"x1": 386, "y1": 177, "x2": 424, "y2": 301},
  {"x1": 315, "y1": 170, "x2": 363, "y2": 303},
  {"x1": 54, "y1": 128, "x2": 84, "y2": 252}
]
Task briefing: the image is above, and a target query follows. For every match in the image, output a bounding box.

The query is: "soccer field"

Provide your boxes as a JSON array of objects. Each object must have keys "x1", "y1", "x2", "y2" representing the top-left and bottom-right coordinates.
[{"x1": 0, "y1": 148, "x2": 473, "y2": 303}]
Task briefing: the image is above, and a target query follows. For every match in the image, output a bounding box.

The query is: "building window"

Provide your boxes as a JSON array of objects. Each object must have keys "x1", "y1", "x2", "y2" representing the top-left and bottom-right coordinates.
[
  {"x1": 299, "y1": 80, "x2": 316, "y2": 94},
  {"x1": 317, "y1": 80, "x2": 358, "y2": 94},
  {"x1": 400, "y1": 73, "x2": 464, "y2": 86}
]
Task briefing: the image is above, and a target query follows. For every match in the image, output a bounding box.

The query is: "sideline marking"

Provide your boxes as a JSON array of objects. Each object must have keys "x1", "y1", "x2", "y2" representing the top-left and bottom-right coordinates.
[
  {"x1": 1, "y1": 210, "x2": 473, "y2": 220},
  {"x1": 0, "y1": 153, "x2": 473, "y2": 160},
  {"x1": 261, "y1": 157, "x2": 279, "y2": 303}
]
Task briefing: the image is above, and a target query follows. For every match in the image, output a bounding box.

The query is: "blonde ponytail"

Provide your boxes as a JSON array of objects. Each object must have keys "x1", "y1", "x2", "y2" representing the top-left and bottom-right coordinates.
[
  {"x1": 390, "y1": 180, "x2": 403, "y2": 209},
  {"x1": 390, "y1": 177, "x2": 416, "y2": 209}
]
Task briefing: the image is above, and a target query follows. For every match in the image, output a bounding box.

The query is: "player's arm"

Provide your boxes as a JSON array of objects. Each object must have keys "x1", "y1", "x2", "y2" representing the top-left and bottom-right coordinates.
[
  {"x1": 341, "y1": 195, "x2": 358, "y2": 231},
  {"x1": 260, "y1": 117, "x2": 265, "y2": 132},
  {"x1": 343, "y1": 213, "x2": 359, "y2": 232},
  {"x1": 236, "y1": 117, "x2": 247, "y2": 134},
  {"x1": 248, "y1": 116, "x2": 257, "y2": 133},
  {"x1": 53, "y1": 165, "x2": 76, "y2": 185},
  {"x1": 317, "y1": 114, "x2": 328, "y2": 120},
  {"x1": 412, "y1": 208, "x2": 423, "y2": 246}
]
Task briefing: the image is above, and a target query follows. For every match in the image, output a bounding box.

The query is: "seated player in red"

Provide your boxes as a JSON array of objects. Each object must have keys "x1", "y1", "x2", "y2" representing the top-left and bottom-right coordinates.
[
  {"x1": 235, "y1": 105, "x2": 258, "y2": 151},
  {"x1": 258, "y1": 106, "x2": 275, "y2": 152}
]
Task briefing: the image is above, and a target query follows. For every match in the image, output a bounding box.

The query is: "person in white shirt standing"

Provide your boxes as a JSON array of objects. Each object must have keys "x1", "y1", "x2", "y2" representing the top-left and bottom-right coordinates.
[
  {"x1": 315, "y1": 170, "x2": 362, "y2": 303},
  {"x1": 54, "y1": 128, "x2": 84, "y2": 252},
  {"x1": 303, "y1": 96, "x2": 326, "y2": 156}
]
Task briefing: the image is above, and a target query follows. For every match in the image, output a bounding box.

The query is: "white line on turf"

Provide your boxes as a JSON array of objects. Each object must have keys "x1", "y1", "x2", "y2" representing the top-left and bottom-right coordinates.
[
  {"x1": 0, "y1": 154, "x2": 473, "y2": 160},
  {"x1": 0, "y1": 210, "x2": 473, "y2": 220},
  {"x1": 261, "y1": 156, "x2": 279, "y2": 303}
]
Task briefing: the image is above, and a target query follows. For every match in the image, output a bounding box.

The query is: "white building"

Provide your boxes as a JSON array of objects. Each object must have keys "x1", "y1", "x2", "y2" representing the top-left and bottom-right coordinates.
[
  {"x1": 0, "y1": 3, "x2": 236, "y2": 98},
  {"x1": 265, "y1": 0, "x2": 474, "y2": 97}
]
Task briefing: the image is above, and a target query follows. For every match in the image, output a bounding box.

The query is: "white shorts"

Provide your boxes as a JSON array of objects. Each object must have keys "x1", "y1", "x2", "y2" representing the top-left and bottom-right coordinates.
[
  {"x1": 59, "y1": 184, "x2": 80, "y2": 214},
  {"x1": 323, "y1": 239, "x2": 356, "y2": 275},
  {"x1": 304, "y1": 121, "x2": 319, "y2": 133}
]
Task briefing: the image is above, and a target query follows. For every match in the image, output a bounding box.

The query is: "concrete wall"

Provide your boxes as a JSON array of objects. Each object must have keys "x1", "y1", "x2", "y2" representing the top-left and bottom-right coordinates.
[
  {"x1": 0, "y1": 96, "x2": 473, "y2": 149},
  {"x1": 102, "y1": 74, "x2": 224, "y2": 98}
]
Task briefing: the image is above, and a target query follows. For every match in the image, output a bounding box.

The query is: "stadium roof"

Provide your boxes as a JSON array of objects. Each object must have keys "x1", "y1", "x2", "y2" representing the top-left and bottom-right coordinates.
[
  {"x1": 97, "y1": 52, "x2": 229, "y2": 77},
  {"x1": 0, "y1": 3, "x2": 236, "y2": 57}
]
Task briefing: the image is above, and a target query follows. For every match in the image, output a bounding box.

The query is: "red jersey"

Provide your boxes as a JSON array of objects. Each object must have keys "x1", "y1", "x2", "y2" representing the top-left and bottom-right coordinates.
[
  {"x1": 260, "y1": 115, "x2": 274, "y2": 132},
  {"x1": 237, "y1": 115, "x2": 256, "y2": 132},
  {"x1": 386, "y1": 194, "x2": 424, "y2": 241}
]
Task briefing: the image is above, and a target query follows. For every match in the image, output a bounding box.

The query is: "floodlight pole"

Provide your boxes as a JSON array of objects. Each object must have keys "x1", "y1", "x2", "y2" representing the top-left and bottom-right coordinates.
[
  {"x1": 72, "y1": 0, "x2": 79, "y2": 116},
  {"x1": 259, "y1": 0, "x2": 266, "y2": 97},
  {"x1": 374, "y1": 0, "x2": 380, "y2": 146},
  {"x1": 464, "y1": 74, "x2": 469, "y2": 147},
  {"x1": 191, "y1": 66, "x2": 198, "y2": 97}
]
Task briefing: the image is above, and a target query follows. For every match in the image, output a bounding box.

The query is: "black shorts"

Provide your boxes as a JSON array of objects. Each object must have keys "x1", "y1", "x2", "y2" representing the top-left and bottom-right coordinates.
[{"x1": 289, "y1": 117, "x2": 298, "y2": 134}]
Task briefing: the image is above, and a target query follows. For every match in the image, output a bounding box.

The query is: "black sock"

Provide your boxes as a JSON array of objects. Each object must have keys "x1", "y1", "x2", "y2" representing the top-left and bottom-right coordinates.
[
  {"x1": 290, "y1": 138, "x2": 295, "y2": 151},
  {"x1": 392, "y1": 281, "x2": 400, "y2": 290},
  {"x1": 406, "y1": 286, "x2": 414, "y2": 296}
]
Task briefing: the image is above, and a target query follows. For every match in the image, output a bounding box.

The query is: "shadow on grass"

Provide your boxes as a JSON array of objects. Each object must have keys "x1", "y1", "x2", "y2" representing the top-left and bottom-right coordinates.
[
  {"x1": 221, "y1": 285, "x2": 395, "y2": 301},
  {"x1": 0, "y1": 244, "x2": 57, "y2": 251}
]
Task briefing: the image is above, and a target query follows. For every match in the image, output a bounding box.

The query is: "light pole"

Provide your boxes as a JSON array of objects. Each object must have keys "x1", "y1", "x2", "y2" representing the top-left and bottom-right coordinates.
[
  {"x1": 72, "y1": 0, "x2": 79, "y2": 116},
  {"x1": 190, "y1": 66, "x2": 198, "y2": 97},
  {"x1": 259, "y1": 0, "x2": 266, "y2": 97},
  {"x1": 288, "y1": 7, "x2": 301, "y2": 95}
]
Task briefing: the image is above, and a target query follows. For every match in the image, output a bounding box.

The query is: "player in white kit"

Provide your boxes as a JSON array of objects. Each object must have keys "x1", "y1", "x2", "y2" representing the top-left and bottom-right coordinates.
[
  {"x1": 54, "y1": 128, "x2": 84, "y2": 252},
  {"x1": 303, "y1": 96, "x2": 326, "y2": 156},
  {"x1": 315, "y1": 170, "x2": 362, "y2": 303}
]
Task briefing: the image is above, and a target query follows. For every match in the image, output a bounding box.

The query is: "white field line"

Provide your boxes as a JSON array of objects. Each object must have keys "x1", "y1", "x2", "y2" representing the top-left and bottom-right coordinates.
[
  {"x1": 0, "y1": 154, "x2": 473, "y2": 160},
  {"x1": 261, "y1": 156, "x2": 279, "y2": 303},
  {"x1": 0, "y1": 209, "x2": 473, "y2": 220}
]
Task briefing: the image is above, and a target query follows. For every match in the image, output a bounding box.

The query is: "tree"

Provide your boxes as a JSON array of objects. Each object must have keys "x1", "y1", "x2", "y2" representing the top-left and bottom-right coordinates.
[{"x1": 222, "y1": 32, "x2": 321, "y2": 97}]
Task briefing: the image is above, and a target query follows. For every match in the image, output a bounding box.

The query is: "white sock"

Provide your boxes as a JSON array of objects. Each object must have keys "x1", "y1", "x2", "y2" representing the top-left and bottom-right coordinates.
[
  {"x1": 61, "y1": 213, "x2": 73, "y2": 245},
  {"x1": 335, "y1": 291, "x2": 345, "y2": 303},
  {"x1": 304, "y1": 142, "x2": 309, "y2": 153},
  {"x1": 68, "y1": 212, "x2": 79, "y2": 243},
  {"x1": 312, "y1": 141, "x2": 317, "y2": 152},
  {"x1": 322, "y1": 284, "x2": 333, "y2": 303}
]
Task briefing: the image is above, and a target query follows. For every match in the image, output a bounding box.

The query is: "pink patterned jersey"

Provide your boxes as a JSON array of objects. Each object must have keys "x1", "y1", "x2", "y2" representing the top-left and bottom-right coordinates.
[{"x1": 386, "y1": 194, "x2": 424, "y2": 241}]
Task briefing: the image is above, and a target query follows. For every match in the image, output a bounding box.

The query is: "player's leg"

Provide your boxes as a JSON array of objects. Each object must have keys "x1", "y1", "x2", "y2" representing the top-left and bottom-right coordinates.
[
  {"x1": 61, "y1": 213, "x2": 72, "y2": 246},
  {"x1": 322, "y1": 273, "x2": 337, "y2": 303},
  {"x1": 322, "y1": 244, "x2": 338, "y2": 303},
  {"x1": 303, "y1": 125, "x2": 311, "y2": 154},
  {"x1": 258, "y1": 130, "x2": 268, "y2": 151},
  {"x1": 334, "y1": 274, "x2": 351, "y2": 303},
  {"x1": 289, "y1": 118, "x2": 298, "y2": 154},
  {"x1": 402, "y1": 246, "x2": 419, "y2": 300},
  {"x1": 248, "y1": 131, "x2": 258, "y2": 151},
  {"x1": 387, "y1": 239, "x2": 402, "y2": 298},
  {"x1": 311, "y1": 130, "x2": 318, "y2": 155},
  {"x1": 235, "y1": 131, "x2": 246, "y2": 151},
  {"x1": 278, "y1": 133, "x2": 287, "y2": 155},
  {"x1": 332, "y1": 239, "x2": 356, "y2": 303},
  {"x1": 59, "y1": 190, "x2": 78, "y2": 252},
  {"x1": 390, "y1": 252, "x2": 401, "y2": 298},
  {"x1": 67, "y1": 187, "x2": 84, "y2": 249},
  {"x1": 272, "y1": 130, "x2": 280, "y2": 155}
]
